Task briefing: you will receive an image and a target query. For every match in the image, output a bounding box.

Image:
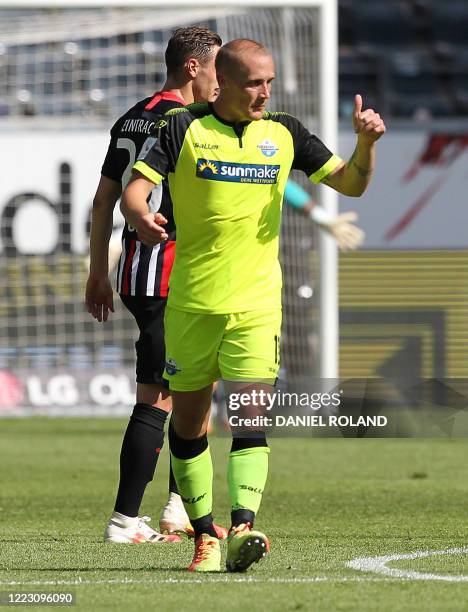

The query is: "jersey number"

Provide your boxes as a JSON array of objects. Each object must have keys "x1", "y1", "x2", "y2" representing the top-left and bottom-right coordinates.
[
  {"x1": 116, "y1": 138, "x2": 137, "y2": 189},
  {"x1": 117, "y1": 137, "x2": 163, "y2": 216}
]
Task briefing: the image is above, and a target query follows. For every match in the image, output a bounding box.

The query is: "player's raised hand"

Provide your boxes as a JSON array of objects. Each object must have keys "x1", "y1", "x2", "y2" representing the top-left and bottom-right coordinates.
[
  {"x1": 352, "y1": 94, "x2": 386, "y2": 142},
  {"x1": 135, "y1": 212, "x2": 168, "y2": 246}
]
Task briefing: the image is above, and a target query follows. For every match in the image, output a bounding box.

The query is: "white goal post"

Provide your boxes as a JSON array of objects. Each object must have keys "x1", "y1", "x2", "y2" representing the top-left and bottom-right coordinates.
[{"x1": 1, "y1": 0, "x2": 338, "y2": 387}]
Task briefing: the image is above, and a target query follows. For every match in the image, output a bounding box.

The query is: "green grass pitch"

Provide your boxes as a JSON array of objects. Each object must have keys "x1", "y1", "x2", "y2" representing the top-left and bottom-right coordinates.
[{"x1": 1, "y1": 418, "x2": 467, "y2": 611}]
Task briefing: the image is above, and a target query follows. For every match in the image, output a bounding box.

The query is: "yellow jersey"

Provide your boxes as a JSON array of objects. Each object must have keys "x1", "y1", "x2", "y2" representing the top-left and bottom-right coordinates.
[{"x1": 133, "y1": 103, "x2": 342, "y2": 314}]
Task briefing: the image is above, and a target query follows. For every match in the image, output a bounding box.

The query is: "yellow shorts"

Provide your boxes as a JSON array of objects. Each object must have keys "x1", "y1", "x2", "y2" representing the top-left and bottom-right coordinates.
[{"x1": 163, "y1": 306, "x2": 282, "y2": 391}]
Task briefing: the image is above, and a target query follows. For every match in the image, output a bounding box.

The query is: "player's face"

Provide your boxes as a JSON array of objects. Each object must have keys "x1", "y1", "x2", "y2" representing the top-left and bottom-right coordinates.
[
  {"x1": 192, "y1": 46, "x2": 221, "y2": 103},
  {"x1": 223, "y1": 53, "x2": 275, "y2": 122}
]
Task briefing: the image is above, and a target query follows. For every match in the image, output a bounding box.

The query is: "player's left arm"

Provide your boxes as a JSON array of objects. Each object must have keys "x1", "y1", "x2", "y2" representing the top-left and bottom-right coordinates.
[{"x1": 321, "y1": 94, "x2": 386, "y2": 197}]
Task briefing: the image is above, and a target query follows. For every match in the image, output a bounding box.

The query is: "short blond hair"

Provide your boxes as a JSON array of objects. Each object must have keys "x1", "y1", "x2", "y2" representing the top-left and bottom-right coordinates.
[{"x1": 215, "y1": 39, "x2": 270, "y2": 75}]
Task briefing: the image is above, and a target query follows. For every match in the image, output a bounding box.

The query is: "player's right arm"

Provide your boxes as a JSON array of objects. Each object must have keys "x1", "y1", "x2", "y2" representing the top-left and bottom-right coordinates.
[
  {"x1": 85, "y1": 175, "x2": 121, "y2": 323},
  {"x1": 121, "y1": 113, "x2": 184, "y2": 246},
  {"x1": 120, "y1": 172, "x2": 168, "y2": 246},
  {"x1": 86, "y1": 116, "x2": 129, "y2": 322}
]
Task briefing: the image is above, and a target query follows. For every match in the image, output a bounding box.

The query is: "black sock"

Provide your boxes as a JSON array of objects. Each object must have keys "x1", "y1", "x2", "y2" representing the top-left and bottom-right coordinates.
[
  {"x1": 231, "y1": 508, "x2": 256, "y2": 529},
  {"x1": 168, "y1": 421, "x2": 208, "y2": 459},
  {"x1": 168, "y1": 457, "x2": 179, "y2": 495},
  {"x1": 114, "y1": 403, "x2": 167, "y2": 517},
  {"x1": 230, "y1": 433, "x2": 268, "y2": 453},
  {"x1": 191, "y1": 513, "x2": 217, "y2": 539}
]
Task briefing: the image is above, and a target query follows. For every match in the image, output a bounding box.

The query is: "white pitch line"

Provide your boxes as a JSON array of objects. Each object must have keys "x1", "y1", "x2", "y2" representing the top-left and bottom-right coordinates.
[
  {"x1": 0, "y1": 576, "x2": 393, "y2": 586},
  {"x1": 3, "y1": 547, "x2": 467, "y2": 586},
  {"x1": 347, "y1": 547, "x2": 468, "y2": 582}
]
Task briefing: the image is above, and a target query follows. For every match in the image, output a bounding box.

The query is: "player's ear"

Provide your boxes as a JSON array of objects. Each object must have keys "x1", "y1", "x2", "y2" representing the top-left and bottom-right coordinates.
[
  {"x1": 216, "y1": 71, "x2": 227, "y2": 87},
  {"x1": 186, "y1": 57, "x2": 199, "y2": 79}
]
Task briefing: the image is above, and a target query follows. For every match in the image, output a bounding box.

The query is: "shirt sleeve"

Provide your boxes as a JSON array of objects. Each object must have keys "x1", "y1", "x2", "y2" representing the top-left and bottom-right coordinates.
[
  {"x1": 132, "y1": 114, "x2": 183, "y2": 186},
  {"x1": 281, "y1": 114, "x2": 343, "y2": 184},
  {"x1": 101, "y1": 118, "x2": 126, "y2": 183}
]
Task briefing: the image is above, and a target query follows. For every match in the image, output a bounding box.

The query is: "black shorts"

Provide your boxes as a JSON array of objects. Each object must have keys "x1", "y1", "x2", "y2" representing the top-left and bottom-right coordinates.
[{"x1": 120, "y1": 295, "x2": 168, "y2": 387}]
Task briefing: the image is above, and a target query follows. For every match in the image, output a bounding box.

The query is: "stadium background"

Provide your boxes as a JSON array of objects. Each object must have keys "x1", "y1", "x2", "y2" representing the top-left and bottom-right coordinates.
[{"x1": 0, "y1": 1, "x2": 467, "y2": 416}]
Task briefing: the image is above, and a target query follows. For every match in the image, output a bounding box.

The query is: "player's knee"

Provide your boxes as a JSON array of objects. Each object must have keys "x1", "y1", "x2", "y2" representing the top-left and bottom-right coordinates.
[{"x1": 136, "y1": 382, "x2": 171, "y2": 408}]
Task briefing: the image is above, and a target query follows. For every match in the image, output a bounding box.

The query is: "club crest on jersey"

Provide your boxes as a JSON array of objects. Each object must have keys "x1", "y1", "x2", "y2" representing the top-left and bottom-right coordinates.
[
  {"x1": 196, "y1": 158, "x2": 280, "y2": 184},
  {"x1": 165, "y1": 358, "x2": 181, "y2": 376},
  {"x1": 257, "y1": 140, "x2": 279, "y2": 157},
  {"x1": 138, "y1": 137, "x2": 157, "y2": 160}
]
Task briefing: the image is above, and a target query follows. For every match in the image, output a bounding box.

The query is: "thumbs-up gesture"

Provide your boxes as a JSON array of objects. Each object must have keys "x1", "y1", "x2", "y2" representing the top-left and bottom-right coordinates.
[{"x1": 352, "y1": 94, "x2": 386, "y2": 143}]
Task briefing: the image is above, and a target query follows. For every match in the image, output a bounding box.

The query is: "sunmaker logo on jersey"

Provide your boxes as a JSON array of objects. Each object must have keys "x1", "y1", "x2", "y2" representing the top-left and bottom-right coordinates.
[{"x1": 196, "y1": 158, "x2": 280, "y2": 184}]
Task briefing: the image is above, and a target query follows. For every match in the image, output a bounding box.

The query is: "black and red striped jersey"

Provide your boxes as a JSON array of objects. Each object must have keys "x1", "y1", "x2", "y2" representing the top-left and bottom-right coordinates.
[{"x1": 101, "y1": 91, "x2": 184, "y2": 297}]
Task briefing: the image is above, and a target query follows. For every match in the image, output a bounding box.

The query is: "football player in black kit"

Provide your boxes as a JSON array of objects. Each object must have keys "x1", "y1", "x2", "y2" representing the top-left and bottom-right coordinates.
[{"x1": 85, "y1": 26, "x2": 227, "y2": 543}]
